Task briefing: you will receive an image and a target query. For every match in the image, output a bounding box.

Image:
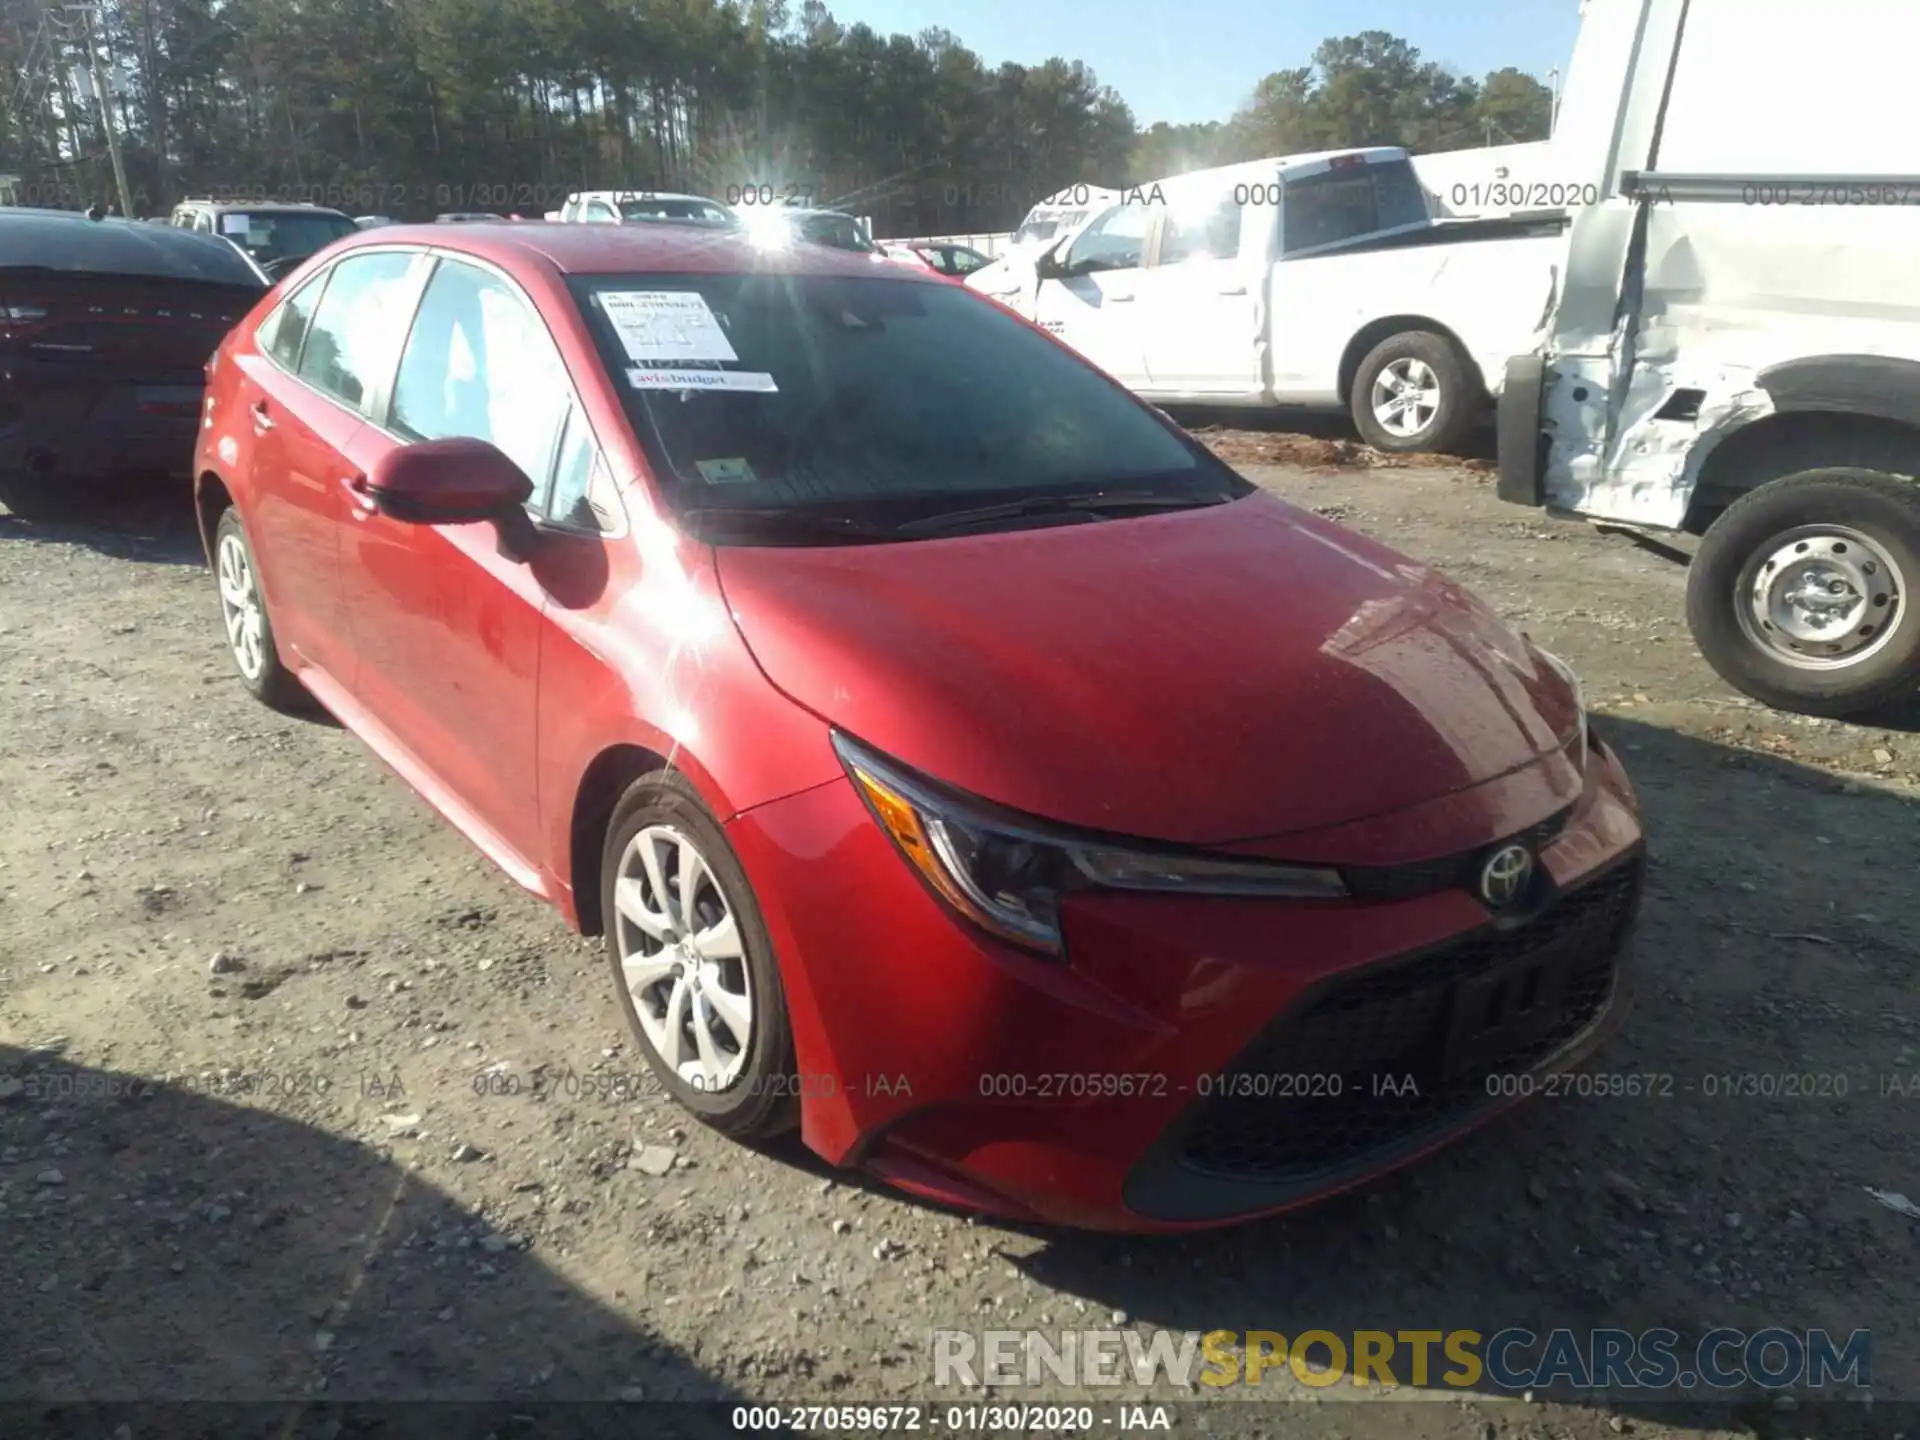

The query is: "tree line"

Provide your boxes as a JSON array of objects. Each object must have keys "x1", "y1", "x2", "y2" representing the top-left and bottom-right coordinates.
[{"x1": 0, "y1": 0, "x2": 1554, "y2": 236}]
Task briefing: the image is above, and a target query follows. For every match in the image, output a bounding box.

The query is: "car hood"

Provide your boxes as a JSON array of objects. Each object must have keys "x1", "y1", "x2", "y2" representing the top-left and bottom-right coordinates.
[{"x1": 714, "y1": 491, "x2": 1579, "y2": 846}]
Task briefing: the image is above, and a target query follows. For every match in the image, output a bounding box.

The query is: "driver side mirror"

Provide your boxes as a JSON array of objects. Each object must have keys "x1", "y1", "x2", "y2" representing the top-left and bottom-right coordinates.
[
  {"x1": 365, "y1": 438, "x2": 539, "y2": 561},
  {"x1": 1033, "y1": 241, "x2": 1069, "y2": 281}
]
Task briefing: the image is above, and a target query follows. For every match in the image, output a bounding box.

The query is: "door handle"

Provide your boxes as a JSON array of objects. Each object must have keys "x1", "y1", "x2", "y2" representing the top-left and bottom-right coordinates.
[
  {"x1": 249, "y1": 400, "x2": 274, "y2": 433},
  {"x1": 342, "y1": 472, "x2": 375, "y2": 514},
  {"x1": 1217, "y1": 285, "x2": 1248, "y2": 296},
  {"x1": 1107, "y1": 292, "x2": 1135, "y2": 302}
]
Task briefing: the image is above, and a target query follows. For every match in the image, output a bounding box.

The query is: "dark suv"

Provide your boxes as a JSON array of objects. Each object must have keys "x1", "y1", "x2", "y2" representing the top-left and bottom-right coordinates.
[{"x1": 169, "y1": 200, "x2": 358, "y2": 280}]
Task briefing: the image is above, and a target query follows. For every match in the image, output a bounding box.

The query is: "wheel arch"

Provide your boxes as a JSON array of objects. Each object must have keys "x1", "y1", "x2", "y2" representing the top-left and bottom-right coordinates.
[
  {"x1": 566, "y1": 741, "x2": 675, "y2": 937},
  {"x1": 1684, "y1": 410, "x2": 1920, "y2": 535},
  {"x1": 194, "y1": 469, "x2": 234, "y2": 568},
  {"x1": 1339, "y1": 316, "x2": 1484, "y2": 409}
]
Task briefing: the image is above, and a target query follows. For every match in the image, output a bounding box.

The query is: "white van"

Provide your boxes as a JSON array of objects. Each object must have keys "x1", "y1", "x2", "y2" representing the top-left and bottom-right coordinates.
[
  {"x1": 973, "y1": 151, "x2": 1569, "y2": 452},
  {"x1": 1497, "y1": 0, "x2": 1920, "y2": 716}
]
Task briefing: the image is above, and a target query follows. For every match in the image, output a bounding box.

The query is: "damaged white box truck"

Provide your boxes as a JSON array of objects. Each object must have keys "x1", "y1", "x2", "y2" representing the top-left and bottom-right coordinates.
[{"x1": 1498, "y1": 0, "x2": 1920, "y2": 717}]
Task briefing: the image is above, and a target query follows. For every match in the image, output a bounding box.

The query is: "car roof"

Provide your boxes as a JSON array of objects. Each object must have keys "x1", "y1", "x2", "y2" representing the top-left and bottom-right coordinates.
[
  {"x1": 0, "y1": 206, "x2": 267, "y2": 284},
  {"x1": 320, "y1": 223, "x2": 930, "y2": 280}
]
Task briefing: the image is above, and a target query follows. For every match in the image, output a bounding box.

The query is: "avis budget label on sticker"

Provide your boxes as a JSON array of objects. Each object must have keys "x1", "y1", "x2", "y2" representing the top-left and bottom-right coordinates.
[
  {"x1": 600, "y1": 291, "x2": 740, "y2": 364},
  {"x1": 627, "y1": 367, "x2": 778, "y2": 392}
]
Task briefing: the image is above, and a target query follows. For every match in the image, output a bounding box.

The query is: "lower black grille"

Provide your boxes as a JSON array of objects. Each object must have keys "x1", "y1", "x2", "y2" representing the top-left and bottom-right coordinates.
[{"x1": 1178, "y1": 857, "x2": 1641, "y2": 1183}]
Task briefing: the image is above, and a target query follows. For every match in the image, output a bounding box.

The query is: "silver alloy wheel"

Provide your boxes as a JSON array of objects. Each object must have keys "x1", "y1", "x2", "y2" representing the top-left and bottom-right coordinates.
[
  {"x1": 1370, "y1": 357, "x2": 1441, "y2": 439},
  {"x1": 613, "y1": 823, "x2": 754, "y2": 1091},
  {"x1": 1737, "y1": 524, "x2": 1905, "y2": 669},
  {"x1": 216, "y1": 531, "x2": 266, "y2": 681}
]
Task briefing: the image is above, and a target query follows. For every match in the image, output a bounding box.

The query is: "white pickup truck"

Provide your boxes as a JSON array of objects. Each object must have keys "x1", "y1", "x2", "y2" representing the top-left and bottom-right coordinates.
[
  {"x1": 1497, "y1": 0, "x2": 1920, "y2": 717},
  {"x1": 966, "y1": 148, "x2": 1570, "y2": 453}
]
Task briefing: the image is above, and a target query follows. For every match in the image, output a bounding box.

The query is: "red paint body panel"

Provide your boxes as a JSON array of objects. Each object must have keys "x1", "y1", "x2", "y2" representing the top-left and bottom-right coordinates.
[
  {"x1": 193, "y1": 222, "x2": 1647, "y2": 1232},
  {"x1": 716, "y1": 494, "x2": 1579, "y2": 845}
]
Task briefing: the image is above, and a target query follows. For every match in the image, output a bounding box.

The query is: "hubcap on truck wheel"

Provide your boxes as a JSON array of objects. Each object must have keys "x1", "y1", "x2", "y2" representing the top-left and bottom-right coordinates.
[
  {"x1": 613, "y1": 823, "x2": 754, "y2": 1092},
  {"x1": 216, "y1": 532, "x2": 266, "y2": 680},
  {"x1": 1370, "y1": 357, "x2": 1441, "y2": 439},
  {"x1": 1737, "y1": 524, "x2": 1904, "y2": 669}
]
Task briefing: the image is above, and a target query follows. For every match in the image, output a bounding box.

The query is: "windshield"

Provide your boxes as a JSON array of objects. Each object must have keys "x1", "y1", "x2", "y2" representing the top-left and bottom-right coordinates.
[
  {"x1": 620, "y1": 197, "x2": 739, "y2": 227},
  {"x1": 1014, "y1": 212, "x2": 1077, "y2": 244},
  {"x1": 568, "y1": 273, "x2": 1245, "y2": 534},
  {"x1": 1280, "y1": 159, "x2": 1430, "y2": 253},
  {"x1": 222, "y1": 211, "x2": 358, "y2": 264}
]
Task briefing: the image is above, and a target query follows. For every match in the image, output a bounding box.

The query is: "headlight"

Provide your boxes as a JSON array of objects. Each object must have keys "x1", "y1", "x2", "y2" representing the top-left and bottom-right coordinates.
[
  {"x1": 832, "y1": 732, "x2": 1347, "y2": 957},
  {"x1": 1531, "y1": 645, "x2": 1589, "y2": 768}
]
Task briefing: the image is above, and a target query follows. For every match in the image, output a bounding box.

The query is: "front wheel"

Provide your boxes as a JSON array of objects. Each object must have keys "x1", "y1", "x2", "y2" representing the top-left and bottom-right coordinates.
[
  {"x1": 1350, "y1": 331, "x2": 1477, "y2": 454},
  {"x1": 1686, "y1": 468, "x2": 1920, "y2": 716},
  {"x1": 601, "y1": 770, "x2": 799, "y2": 1139}
]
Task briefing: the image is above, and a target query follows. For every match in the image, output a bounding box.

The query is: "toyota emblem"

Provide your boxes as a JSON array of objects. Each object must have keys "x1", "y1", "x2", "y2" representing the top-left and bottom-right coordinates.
[{"x1": 1478, "y1": 843, "x2": 1535, "y2": 909}]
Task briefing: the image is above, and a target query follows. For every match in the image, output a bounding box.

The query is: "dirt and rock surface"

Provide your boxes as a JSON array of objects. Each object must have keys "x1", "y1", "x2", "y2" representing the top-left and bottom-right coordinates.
[{"x1": 1, "y1": 435, "x2": 1915, "y2": 1439}]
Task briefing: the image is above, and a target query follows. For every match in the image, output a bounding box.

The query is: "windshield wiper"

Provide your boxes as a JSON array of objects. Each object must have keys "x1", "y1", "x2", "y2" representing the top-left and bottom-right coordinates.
[
  {"x1": 894, "y1": 489, "x2": 1236, "y2": 537},
  {"x1": 677, "y1": 505, "x2": 896, "y2": 544}
]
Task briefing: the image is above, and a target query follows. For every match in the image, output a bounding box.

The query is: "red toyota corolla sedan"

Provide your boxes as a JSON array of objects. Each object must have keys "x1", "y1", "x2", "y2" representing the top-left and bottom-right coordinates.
[{"x1": 192, "y1": 221, "x2": 1646, "y2": 1231}]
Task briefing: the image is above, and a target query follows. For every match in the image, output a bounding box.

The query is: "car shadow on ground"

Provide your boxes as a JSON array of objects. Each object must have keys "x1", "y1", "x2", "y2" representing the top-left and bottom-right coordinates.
[
  {"x1": 898, "y1": 716, "x2": 1909, "y2": 1426},
  {"x1": 0, "y1": 473, "x2": 206, "y2": 568},
  {"x1": 0, "y1": 1043, "x2": 758, "y2": 1434}
]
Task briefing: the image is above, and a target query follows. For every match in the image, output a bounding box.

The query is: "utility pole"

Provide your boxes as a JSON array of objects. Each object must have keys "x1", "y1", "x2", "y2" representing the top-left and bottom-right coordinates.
[{"x1": 70, "y1": 5, "x2": 135, "y2": 218}]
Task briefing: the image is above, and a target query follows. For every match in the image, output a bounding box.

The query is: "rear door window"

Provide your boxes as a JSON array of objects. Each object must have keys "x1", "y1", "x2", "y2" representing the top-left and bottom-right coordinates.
[{"x1": 294, "y1": 251, "x2": 419, "y2": 412}]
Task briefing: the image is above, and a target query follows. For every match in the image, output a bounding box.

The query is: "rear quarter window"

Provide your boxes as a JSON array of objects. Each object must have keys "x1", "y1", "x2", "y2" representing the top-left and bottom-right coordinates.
[
  {"x1": 1281, "y1": 159, "x2": 1428, "y2": 254},
  {"x1": 262, "y1": 272, "x2": 328, "y2": 369}
]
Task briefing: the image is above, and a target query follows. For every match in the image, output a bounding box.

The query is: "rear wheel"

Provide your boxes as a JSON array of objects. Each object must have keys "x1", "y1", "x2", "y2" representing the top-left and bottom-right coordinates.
[
  {"x1": 1686, "y1": 469, "x2": 1920, "y2": 716},
  {"x1": 213, "y1": 507, "x2": 306, "y2": 712},
  {"x1": 601, "y1": 770, "x2": 799, "y2": 1140},
  {"x1": 1351, "y1": 331, "x2": 1477, "y2": 454}
]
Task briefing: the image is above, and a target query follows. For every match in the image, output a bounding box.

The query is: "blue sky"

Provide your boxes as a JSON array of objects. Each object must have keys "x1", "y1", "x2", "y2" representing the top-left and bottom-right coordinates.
[{"x1": 822, "y1": 0, "x2": 1582, "y2": 127}]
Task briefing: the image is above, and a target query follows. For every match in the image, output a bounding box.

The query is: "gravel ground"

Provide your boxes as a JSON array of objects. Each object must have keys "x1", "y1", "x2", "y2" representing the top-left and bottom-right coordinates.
[{"x1": 1, "y1": 444, "x2": 1915, "y2": 1439}]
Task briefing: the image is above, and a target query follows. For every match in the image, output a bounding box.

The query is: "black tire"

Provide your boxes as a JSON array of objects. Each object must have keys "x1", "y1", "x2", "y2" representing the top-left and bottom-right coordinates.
[
  {"x1": 1351, "y1": 330, "x2": 1478, "y2": 454},
  {"x1": 600, "y1": 770, "x2": 799, "y2": 1140},
  {"x1": 211, "y1": 506, "x2": 307, "y2": 712},
  {"x1": 1686, "y1": 468, "x2": 1920, "y2": 717}
]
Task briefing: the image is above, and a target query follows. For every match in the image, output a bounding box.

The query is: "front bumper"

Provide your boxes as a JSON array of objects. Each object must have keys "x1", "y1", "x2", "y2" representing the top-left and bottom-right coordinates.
[{"x1": 726, "y1": 737, "x2": 1645, "y2": 1232}]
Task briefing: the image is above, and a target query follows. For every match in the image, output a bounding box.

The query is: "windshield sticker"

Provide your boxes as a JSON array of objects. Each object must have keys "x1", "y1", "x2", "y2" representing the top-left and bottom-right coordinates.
[
  {"x1": 600, "y1": 291, "x2": 740, "y2": 363},
  {"x1": 221, "y1": 215, "x2": 250, "y2": 234},
  {"x1": 694, "y1": 458, "x2": 758, "y2": 485},
  {"x1": 627, "y1": 366, "x2": 777, "y2": 393}
]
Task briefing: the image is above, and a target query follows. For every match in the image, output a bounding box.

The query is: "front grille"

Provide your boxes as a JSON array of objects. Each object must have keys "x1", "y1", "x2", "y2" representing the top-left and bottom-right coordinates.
[
  {"x1": 1178, "y1": 857, "x2": 1640, "y2": 1183},
  {"x1": 1341, "y1": 807, "x2": 1572, "y2": 903}
]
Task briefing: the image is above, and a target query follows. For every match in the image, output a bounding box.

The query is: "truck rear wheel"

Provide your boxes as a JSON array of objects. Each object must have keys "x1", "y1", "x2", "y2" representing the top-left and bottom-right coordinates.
[
  {"x1": 1351, "y1": 331, "x2": 1476, "y2": 455},
  {"x1": 1686, "y1": 469, "x2": 1920, "y2": 716}
]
